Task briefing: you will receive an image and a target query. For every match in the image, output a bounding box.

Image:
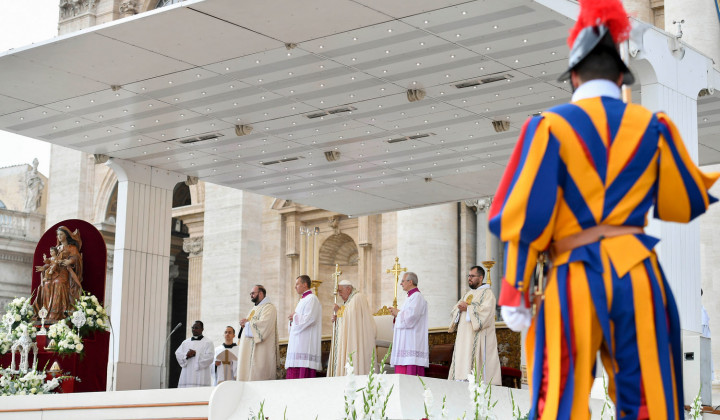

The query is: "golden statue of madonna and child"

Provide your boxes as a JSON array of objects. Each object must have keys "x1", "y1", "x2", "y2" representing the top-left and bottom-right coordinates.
[{"x1": 32, "y1": 226, "x2": 83, "y2": 322}]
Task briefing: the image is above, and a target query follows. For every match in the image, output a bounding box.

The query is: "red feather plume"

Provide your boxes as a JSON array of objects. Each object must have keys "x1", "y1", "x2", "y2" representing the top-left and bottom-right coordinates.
[{"x1": 567, "y1": 0, "x2": 631, "y2": 47}]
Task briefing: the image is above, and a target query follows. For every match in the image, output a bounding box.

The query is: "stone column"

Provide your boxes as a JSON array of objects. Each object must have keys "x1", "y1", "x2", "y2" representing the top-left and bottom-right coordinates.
[
  {"x1": 469, "y1": 197, "x2": 501, "y2": 299},
  {"x1": 396, "y1": 203, "x2": 458, "y2": 328},
  {"x1": 105, "y1": 158, "x2": 186, "y2": 390},
  {"x1": 182, "y1": 236, "x2": 203, "y2": 337},
  {"x1": 357, "y1": 215, "x2": 376, "y2": 298},
  {"x1": 200, "y1": 185, "x2": 263, "y2": 347},
  {"x1": 45, "y1": 146, "x2": 94, "y2": 227}
]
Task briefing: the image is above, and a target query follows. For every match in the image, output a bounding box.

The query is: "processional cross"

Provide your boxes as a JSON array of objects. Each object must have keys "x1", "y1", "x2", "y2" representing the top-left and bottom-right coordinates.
[
  {"x1": 386, "y1": 257, "x2": 407, "y2": 308},
  {"x1": 331, "y1": 264, "x2": 342, "y2": 305}
]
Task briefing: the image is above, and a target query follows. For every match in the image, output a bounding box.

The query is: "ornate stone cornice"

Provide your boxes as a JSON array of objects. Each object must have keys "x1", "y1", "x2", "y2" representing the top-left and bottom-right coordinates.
[
  {"x1": 120, "y1": 0, "x2": 139, "y2": 16},
  {"x1": 0, "y1": 252, "x2": 32, "y2": 264},
  {"x1": 182, "y1": 236, "x2": 203, "y2": 258},
  {"x1": 464, "y1": 197, "x2": 493, "y2": 214},
  {"x1": 59, "y1": 0, "x2": 98, "y2": 20}
]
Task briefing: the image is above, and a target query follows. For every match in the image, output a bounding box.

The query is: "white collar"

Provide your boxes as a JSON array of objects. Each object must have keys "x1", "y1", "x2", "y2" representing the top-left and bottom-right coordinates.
[
  {"x1": 256, "y1": 296, "x2": 270, "y2": 306},
  {"x1": 477, "y1": 284, "x2": 491, "y2": 290},
  {"x1": 571, "y1": 79, "x2": 621, "y2": 102}
]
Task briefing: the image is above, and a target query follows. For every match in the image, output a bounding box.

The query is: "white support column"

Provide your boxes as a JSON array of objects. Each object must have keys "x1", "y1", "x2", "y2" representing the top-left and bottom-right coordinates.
[
  {"x1": 106, "y1": 158, "x2": 185, "y2": 391},
  {"x1": 396, "y1": 203, "x2": 458, "y2": 328},
  {"x1": 633, "y1": 26, "x2": 714, "y2": 335}
]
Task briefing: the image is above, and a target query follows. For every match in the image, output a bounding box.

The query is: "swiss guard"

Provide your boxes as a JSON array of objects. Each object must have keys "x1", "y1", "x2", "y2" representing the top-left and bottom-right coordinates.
[{"x1": 488, "y1": 0, "x2": 719, "y2": 418}]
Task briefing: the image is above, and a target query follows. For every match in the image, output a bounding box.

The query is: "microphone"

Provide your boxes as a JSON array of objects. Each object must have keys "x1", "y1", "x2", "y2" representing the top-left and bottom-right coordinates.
[
  {"x1": 160, "y1": 323, "x2": 183, "y2": 388},
  {"x1": 170, "y1": 322, "x2": 182, "y2": 335}
]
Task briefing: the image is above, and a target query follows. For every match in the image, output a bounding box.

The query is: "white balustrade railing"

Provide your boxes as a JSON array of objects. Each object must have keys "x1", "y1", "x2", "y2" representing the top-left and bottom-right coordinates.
[{"x1": 0, "y1": 208, "x2": 42, "y2": 240}]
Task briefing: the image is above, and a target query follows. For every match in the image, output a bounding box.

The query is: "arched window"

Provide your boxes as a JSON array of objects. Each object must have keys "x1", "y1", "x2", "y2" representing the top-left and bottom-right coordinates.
[
  {"x1": 156, "y1": 0, "x2": 183, "y2": 8},
  {"x1": 105, "y1": 183, "x2": 118, "y2": 223},
  {"x1": 173, "y1": 183, "x2": 192, "y2": 208}
]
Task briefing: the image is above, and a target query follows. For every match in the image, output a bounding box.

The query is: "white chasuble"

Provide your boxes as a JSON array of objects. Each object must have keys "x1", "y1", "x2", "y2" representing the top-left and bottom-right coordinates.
[
  {"x1": 448, "y1": 284, "x2": 502, "y2": 384},
  {"x1": 390, "y1": 288, "x2": 429, "y2": 367},
  {"x1": 328, "y1": 290, "x2": 376, "y2": 376},
  {"x1": 237, "y1": 299, "x2": 279, "y2": 381},
  {"x1": 285, "y1": 291, "x2": 322, "y2": 370},
  {"x1": 211, "y1": 344, "x2": 239, "y2": 385},
  {"x1": 175, "y1": 336, "x2": 215, "y2": 388}
]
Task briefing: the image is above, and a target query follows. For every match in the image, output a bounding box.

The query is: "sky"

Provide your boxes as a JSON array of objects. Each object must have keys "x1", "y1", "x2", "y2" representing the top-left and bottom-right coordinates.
[{"x1": 0, "y1": 0, "x2": 60, "y2": 175}]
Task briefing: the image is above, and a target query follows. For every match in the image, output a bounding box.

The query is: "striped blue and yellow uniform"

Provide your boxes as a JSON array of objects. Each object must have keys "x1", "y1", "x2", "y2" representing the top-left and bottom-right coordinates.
[{"x1": 489, "y1": 96, "x2": 718, "y2": 420}]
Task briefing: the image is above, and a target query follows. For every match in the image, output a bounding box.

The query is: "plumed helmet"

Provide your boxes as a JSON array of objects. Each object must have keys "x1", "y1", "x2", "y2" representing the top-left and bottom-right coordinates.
[{"x1": 558, "y1": 0, "x2": 635, "y2": 85}]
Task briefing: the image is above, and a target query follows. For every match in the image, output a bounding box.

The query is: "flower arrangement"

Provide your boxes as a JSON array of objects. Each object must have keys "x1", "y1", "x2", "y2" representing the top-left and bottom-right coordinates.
[
  {"x1": 687, "y1": 386, "x2": 702, "y2": 420},
  {"x1": 0, "y1": 297, "x2": 37, "y2": 354},
  {"x1": 599, "y1": 374, "x2": 615, "y2": 420},
  {"x1": 72, "y1": 293, "x2": 110, "y2": 336},
  {"x1": 46, "y1": 320, "x2": 83, "y2": 355},
  {"x1": 467, "y1": 364, "x2": 498, "y2": 420},
  {"x1": 418, "y1": 377, "x2": 448, "y2": 420},
  {"x1": 343, "y1": 347, "x2": 394, "y2": 420},
  {"x1": 0, "y1": 368, "x2": 62, "y2": 396}
]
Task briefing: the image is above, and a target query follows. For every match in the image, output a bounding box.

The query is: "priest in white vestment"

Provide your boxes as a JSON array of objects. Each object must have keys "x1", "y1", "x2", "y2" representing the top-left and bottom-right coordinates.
[
  {"x1": 389, "y1": 272, "x2": 429, "y2": 376},
  {"x1": 212, "y1": 326, "x2": 239, "y2": 385},
  {"x1": 448, "y1": 266, "x2": 502, "y2": 384},
  {"x1": 328, "y1": 280, "x2": 376, "y2": 376},
  {"x1": 175, "y1": 320, "x2": 215, "y2": 387},
  {"x1": 237, "y1": 284, "x2": 278, "y2": 381},
  {"x1": 285, "y1": 275, "x2": 322, "y2": 379}
]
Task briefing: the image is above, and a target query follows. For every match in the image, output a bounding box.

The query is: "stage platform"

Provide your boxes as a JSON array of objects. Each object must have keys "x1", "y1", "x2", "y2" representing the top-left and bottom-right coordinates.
[{"x1": 1, "y1": 376, "x2": 718, "y2": 419}]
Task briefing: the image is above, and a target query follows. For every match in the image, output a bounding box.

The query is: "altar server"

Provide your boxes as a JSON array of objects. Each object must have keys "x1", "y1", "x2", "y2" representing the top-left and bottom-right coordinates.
[
  {"x1": 175, "y1": 320, "x2": 214, "y2": 387},
  {"x1": 389, "y1": 272, "x2": 429, "y2": 375},
  {"x1": 285, "y1": 275, "x2": 322, "y2": 378},
  {"x1": 211, "y1": 326, "x2": 239, "y2": 385},
  {"x1": 237, "y1": 284, "x2": 278, "y2": 381},
  {"x1": 489, "y1": 0, "x2": 718, "y2": 418},
  {"x1": 328, "y1": 280, "x2": 376, "y2": 376},
  {"x1": 448, "y1": 266, "x2": 501, "y2": 384}
]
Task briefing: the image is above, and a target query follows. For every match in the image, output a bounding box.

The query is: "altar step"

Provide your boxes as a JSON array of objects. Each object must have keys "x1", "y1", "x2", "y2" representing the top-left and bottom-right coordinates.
[{"x1": 0, "y1": 387, "x2": 212, "y2": 420}]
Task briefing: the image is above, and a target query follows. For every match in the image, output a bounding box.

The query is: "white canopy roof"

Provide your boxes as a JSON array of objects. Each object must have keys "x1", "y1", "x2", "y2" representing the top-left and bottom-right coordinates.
[{"x1": 0, "y1": 0, "x2": 718, "y2": 215}]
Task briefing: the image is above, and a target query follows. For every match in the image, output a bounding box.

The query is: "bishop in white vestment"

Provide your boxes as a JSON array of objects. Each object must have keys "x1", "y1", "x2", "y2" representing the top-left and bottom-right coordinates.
[
  {"x1": 237, "y1": 285, "x2": 278, "y2": 381},
  {"x1": 328, "y1": 280, "x2": 376, "y2": 376},
  {"x1": 175, "y1": 321, "x2": 215, "y2": 388},
  {"x1": 389, "y1": 272, "x2": 429, "y2": 376},
  {"x1": 448, "y1": 266, "x2": 502, "y2": 384},
  {"x1": 211, "y1": 326, "x2": 239, "y2": 385},
  {"x1": 285, "y1": 275, "x2": 322, "y2": 379}
]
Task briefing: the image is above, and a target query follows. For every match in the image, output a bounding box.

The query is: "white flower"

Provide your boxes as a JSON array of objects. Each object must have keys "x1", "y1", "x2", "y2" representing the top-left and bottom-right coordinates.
[
  {"x1": 97, "y1": 319, "x2": 105, "y2": 326},
  {"x1": 14, "y1": 314, "x2": 20, "y2": 321},
  {"x1": 87, "y1": 309, "x2": 95, "y2": 316},
  {"x1": 424, "y1": 389, "x2": 434, "y2": 412},
  {"x1": 76, "y1": 343, "x2": 84, "y2": 351}
]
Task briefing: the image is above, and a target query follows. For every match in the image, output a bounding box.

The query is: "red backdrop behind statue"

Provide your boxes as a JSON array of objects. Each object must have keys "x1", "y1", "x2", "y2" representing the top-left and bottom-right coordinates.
[
  {"x1": 32, "y1": 219, "x2": 107, "y2": 304},
  {"x1": 21, "y1": 219, "x2": 110, "y2": 392}
]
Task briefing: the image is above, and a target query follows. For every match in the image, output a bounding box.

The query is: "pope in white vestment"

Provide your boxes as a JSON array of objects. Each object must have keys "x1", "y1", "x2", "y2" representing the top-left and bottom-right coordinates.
[
  {"x1": 448, "y1": 266, "x2": 502, "y2": 384},
  {"x1": 285, "y1": 275, "x2": 322, "y2": 379},
  {"x1": 389, "y1": 272, "x2": 429, "y2": 376},
  {"x1": 211, "y1": 326, "x2": 239, "y2": 385},
  {"x1": 328, "y1": 280, "x2": 376, "y2": 376},
  {"x1": 237, "y1": 286, "x2": 278, "y2": 381},
  {"x1": 175, "y1": 321, "x2": 215, "y2": 388}
]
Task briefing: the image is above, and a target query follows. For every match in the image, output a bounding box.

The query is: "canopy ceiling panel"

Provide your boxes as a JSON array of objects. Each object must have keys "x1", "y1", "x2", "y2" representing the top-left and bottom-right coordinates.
[{"x1": 7, "y1": 0, "x2": 714, "y2": 215}]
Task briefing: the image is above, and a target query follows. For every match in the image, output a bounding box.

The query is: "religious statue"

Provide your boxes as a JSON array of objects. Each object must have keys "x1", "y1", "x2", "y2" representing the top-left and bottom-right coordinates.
[
  {"x1": 33, "y1": 227, "x2": 84, "y2": 321},
  {"x1": 24, "y1": 158, "x2": 44, "y2": 213}
]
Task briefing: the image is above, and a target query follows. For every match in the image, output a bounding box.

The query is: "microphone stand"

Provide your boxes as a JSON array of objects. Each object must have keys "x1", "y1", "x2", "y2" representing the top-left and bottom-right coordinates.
[{"x1": 160, "y1": 323, "x2": 182, "y2": 389}]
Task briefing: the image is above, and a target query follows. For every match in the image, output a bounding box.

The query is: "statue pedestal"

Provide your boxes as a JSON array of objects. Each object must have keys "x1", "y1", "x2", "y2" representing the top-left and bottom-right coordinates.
[{"x1": 0, "y1": 330, "x2": 109, "y2": 393}]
